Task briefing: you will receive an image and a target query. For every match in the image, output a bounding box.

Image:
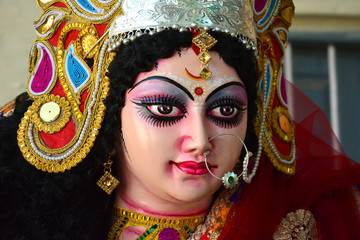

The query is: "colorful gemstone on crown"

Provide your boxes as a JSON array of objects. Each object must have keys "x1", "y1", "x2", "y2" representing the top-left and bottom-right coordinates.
[{"x1": 193, "y1": 30, "x2": 218, "y2": 51}]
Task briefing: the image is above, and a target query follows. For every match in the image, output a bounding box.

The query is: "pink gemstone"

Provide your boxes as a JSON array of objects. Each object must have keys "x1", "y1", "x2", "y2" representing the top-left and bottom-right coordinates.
[{"x1": 158, "y1": 228, "x2": 180, "y2": 240}]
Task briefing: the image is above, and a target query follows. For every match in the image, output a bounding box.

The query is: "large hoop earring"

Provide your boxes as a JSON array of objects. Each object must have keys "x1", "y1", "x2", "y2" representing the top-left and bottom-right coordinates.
[{"x1": 204, "y1": 133, "x2": 251, "y2": 188}]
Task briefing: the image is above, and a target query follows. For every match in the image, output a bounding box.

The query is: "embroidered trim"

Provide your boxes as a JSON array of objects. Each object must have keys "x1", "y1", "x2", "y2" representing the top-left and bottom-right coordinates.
[
  {"x1": 30, "y1": 94, "x2": 71, "y2": 134},
  {"x1": 350, "y1": 185, "x2": 360, "y2": 218},
  {"x1": 273, "y1": 209, "x2": 318, "y2": 240},
  {"x1": 0, "y1": 99, "x2": 15, "y2": 117},
  {"x1": 189, "y1": 181, "x2": 245, "y2": 240},
  {"x1": 109, "y1": 206, "x2": 205, "y2": 240}
]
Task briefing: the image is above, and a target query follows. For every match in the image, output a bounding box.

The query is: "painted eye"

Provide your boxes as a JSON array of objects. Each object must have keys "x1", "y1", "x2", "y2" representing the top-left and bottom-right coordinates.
[
  {"x1": 206, "y1": 97, "x2": 247, "y2": 128},
  {"x1": 131, "y1": 95, "x2": 187, "y2": 127},
  {"x1": 208, "y1": 106, "x2": 238, "y2": 119},
  {"x1": 147, "y1": 104, "x2": 184, "y2": 117}
]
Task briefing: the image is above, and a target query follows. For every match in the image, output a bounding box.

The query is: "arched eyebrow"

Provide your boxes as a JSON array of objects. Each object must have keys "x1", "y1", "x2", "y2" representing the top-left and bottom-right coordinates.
[
  {"x1": 128, "y1": 76, "x2": 194, "y2": 101},
  {"x1": 205, "y1": 82, "x2": 245, "y2": 102}
]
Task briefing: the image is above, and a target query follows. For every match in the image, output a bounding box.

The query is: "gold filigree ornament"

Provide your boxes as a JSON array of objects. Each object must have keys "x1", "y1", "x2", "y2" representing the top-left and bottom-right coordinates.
[
  {"x1": 273, "y1": 209, "x2": 318, "y2": 240},
  {"x1": 33, "y1": 7, "x2": 68, "y2": 40},
  {"x1": 76, "y1": 26, "x2": 99, "y2": 59},
  {"x1": 31, "y1": 94, "x2": 71, "y2": 134},
  {"x1": 97, "y1": 157, "x2": 120, "y2": 195},
  {"x1": 272, "y1": 107, "x2": 294, "y2": 142},
  {"x1": 36, "y1": 0, "x2": 58, "y2": 10}
]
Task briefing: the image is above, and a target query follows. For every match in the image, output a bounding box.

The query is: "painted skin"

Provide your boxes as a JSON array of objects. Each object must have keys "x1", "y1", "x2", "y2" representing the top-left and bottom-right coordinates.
[{"x1": 115, "y1": 48, "x2": 248, "y2": 239}]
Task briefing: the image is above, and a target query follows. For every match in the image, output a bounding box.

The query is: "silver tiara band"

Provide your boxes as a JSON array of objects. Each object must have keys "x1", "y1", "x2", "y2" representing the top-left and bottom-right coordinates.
[{"x1": 107, "y1": 0, "x2": 257, "y2": 53}]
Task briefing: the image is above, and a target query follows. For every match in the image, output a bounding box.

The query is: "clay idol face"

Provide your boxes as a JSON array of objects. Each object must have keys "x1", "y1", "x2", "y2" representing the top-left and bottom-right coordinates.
[{"x1": 119, "y1": 48, "x2": 248, "y2": 205}]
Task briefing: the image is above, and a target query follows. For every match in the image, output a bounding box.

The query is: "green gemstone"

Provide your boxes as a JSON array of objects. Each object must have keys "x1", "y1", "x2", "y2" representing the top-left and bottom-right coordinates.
[{"x1": 228, "y1": 176, "x2": 234, "y2": 183}]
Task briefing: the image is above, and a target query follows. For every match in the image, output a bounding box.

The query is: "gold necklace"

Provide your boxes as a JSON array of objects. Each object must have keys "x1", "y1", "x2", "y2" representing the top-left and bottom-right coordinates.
[{"x1": 108, "y1": 206, "x2": 205, "y2": 240}]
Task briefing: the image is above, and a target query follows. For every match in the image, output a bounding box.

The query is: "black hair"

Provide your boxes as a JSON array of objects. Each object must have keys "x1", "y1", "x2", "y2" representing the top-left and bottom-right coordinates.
[{"x1": 0, "y1": 29, "x2": 258, "y2": 239}]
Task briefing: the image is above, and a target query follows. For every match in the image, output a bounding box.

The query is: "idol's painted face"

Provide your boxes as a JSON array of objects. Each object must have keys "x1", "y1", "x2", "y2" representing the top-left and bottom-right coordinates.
[{"x1": 119, "y1": 48, "x2": 248, "y2": 208}]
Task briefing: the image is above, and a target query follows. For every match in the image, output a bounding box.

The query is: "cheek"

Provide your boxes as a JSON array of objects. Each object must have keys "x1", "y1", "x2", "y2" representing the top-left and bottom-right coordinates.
[
  {"x1": 120, "y1": 102, "x2": 179, "y2": 160},
  {"x1": 210, "y1": 111, "x2": 248, "y2": 161}
]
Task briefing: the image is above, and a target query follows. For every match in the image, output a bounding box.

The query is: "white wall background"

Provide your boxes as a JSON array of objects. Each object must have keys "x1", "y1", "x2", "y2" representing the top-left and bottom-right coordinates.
[{"x1": 0, "y1": 0, "x2": 41, "y2": 105}]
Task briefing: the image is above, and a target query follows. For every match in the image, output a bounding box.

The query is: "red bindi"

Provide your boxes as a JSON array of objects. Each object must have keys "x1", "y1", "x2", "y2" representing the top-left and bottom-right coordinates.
[{"x1": 194, "y1": 87, "x2": 204, "y2": 96}]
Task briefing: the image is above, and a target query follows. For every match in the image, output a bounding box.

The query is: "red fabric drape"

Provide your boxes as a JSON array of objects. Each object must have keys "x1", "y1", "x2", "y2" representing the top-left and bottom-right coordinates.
[{"x1": 219, "y1": 81, "x2": 360, "y2": 239}]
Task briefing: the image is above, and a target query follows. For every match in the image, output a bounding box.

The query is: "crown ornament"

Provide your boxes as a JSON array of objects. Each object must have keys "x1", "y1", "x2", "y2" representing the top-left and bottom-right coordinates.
[{"x1": 107, "y1": 0, "x2": 258, "y2": 53}]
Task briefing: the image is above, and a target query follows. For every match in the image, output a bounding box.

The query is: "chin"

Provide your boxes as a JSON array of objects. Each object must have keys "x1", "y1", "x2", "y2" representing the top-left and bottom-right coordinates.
[{"x1": 167, "y1": 179, "x2": 222, "y2": 203}]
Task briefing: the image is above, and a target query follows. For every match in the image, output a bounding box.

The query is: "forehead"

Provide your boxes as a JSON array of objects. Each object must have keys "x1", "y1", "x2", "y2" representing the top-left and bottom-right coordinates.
[{"x1": 134, "y1": 48, "x2": 243, "y2": 95}]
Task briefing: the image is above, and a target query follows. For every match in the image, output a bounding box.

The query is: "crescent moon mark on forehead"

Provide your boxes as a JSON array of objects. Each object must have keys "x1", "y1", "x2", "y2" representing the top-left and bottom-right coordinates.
[{"x1": 185, "y1": 68, "x2": 203, "y2": 81}]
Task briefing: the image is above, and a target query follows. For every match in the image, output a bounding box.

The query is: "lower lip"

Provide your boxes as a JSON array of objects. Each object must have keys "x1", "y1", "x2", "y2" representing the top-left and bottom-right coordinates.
[{"x1": 174, "y1": 162, "x2": 215, "y2": 175}]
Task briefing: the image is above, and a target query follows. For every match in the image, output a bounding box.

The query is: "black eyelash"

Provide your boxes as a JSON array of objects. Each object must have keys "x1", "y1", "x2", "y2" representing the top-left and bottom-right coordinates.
[
  {"x1": 132, "y1": 95, "x2": 187, "y2": 127},
  {"x1": 206, "y1": 97, "x2": 247, "y2": 128}
]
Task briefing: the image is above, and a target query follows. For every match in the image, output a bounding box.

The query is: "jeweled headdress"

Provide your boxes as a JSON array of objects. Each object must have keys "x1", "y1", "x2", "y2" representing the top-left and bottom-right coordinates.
[{"x1": 18, "y1": 0, "x2": 295, "y2": 180}]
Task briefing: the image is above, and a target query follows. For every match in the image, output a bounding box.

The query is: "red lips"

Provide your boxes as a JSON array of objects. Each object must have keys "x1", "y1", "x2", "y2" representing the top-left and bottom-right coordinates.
[{"x1": 174, "y1": 161, "x2": 216, "y2": 175}]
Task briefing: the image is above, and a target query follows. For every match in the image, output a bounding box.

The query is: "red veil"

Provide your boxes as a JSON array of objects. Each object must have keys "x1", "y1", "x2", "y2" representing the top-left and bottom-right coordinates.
[{"x1": 219, "y1": 81, "x2": 360, "y2": 239}]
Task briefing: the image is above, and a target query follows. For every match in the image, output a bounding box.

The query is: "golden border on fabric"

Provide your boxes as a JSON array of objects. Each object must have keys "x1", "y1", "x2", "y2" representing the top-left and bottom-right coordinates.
[
  {"x1": 67, "y1": 0, "x2": 123, "y2": 24},
  {"x1": 271, "y1": 106, "x2": 294, "y2": 142},
  {"x1": 57, "y1": 22, "x2": 92, "y2": 122},
  {"x1": 273, "y1": 209, "x2": 318, "y2": 240},
  {"x1": 113, "y1": 207, "x2": 205, "y2": 228},
  {"x1": 110, "y1": 206, "x2": 205, "y2": 240},
  {"x1": 33, "y1": 6, "x2": 69, "y2": 41},
  {"x1": 36, "y1": 0, "x2": 63, "y2": 10},
  {"x1": 37, "y1": 0, "x2": 122, "y2": 25}
]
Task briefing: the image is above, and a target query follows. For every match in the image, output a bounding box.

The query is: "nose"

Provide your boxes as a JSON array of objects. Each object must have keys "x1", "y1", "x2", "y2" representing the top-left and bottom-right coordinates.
[{"x1": 180, "y1": 111, "x2": 212, "y2": 156}]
